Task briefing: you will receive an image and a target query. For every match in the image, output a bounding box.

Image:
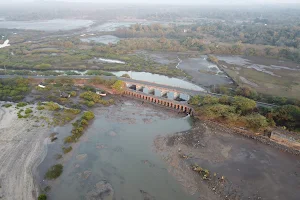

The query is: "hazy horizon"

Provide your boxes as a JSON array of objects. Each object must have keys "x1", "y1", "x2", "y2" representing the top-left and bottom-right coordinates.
[{"x1": 1, "y1": 0, "x2": 300, "y2": 5}]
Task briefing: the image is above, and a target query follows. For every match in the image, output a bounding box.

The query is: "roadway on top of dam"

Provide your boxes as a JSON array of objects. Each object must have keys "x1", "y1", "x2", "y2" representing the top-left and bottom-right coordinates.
[
  {"x1": 0, "y1": 75, "x2": 277, "y2": 107},
  {"x1": 0, "y1": 75, "x2": 207, "y2": 96}
]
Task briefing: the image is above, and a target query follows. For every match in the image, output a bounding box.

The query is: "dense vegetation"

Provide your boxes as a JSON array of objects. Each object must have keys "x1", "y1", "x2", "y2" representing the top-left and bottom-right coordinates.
[
  {"x1": 190, "y1": 95, "x2": 269, "y2": 131},
  {"x1": 190, "y1": 94, "x2": 300, "y2": 132},
  {"x1": 0, "y1": 78, "x2": 30, "y2": 101},
  {"x1": 79, "y1": 91, "x2": 114, "y2": 107},
  {"x1": 211, "y1": 85, "x2": 300, "y2": 107},
  {"x1": 64, "y1": 111, "x2": 95, "y2": 143}
]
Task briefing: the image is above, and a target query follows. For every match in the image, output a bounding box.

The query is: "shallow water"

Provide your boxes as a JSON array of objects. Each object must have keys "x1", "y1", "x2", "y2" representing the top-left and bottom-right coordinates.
[
  {"x1": 0, "y1": 19, "x2": 94, "y2": 31},
  {"x1": 216, "y1": 55, "x2": 300, "y2": 77},
  {"x1": 178, "y1": 56, "x2": 232, "y2": 86},
  {"x1": 112, "y1": 71, "x2": 205, "y2": 91},
  {"x1": 38, "y1": 101, "x2": 198, "y2": 200},
  {"x1": 80, "y1": 35, "x2": 120, "y2": 45}
]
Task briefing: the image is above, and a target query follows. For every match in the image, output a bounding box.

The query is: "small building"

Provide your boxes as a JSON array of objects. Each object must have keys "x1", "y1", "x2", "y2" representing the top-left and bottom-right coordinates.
[
  {"x1": 60, "y1": 92, "x2": 71, "y2": 98},
  {"x1": 38, "y1": 82, "x2": 46, "y2": 88},
  {"x1": 96, "y1": 91, "x2": 107, "y2": 97}
]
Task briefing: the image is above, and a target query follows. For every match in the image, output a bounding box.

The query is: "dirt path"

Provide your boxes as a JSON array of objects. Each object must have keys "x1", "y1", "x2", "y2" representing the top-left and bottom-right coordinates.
[{"x1": 0, "y1": 104, "x2": 50, "y2": 200}]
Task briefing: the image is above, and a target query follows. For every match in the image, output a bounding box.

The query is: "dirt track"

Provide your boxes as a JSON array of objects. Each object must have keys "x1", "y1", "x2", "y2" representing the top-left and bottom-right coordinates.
[{"x1": 0, "y1": 104, "x2": 50, "y2": 200}]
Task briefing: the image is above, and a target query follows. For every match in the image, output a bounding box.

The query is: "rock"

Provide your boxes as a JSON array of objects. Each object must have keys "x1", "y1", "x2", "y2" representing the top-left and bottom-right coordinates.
[
  {"x1": 108, "y1": 131, "x2": 117, "y2": 137},
  {"x1": 96, "y1": 144, "x2": 108, "y2": 149},
  {"x1": 86, "y1": 180, "x2": 114, "y2": 200},
  {"x1": 76, "y1": 154, "x2": 87, "y2": 161},
  {"x1": 140, "y1": 189, "x2": 156, "y2": 200}
]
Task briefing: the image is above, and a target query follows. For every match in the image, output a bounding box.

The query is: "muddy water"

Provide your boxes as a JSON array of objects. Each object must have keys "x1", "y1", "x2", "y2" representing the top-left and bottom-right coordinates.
[{"x1": 38, "y1": 101, "x2": 199, "y2": 200}]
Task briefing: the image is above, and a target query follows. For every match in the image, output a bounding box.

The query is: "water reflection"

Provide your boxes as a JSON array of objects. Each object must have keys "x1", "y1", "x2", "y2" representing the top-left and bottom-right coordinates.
[{"x1": 112, "y1": 71, "x2": 205, "y2": 91}]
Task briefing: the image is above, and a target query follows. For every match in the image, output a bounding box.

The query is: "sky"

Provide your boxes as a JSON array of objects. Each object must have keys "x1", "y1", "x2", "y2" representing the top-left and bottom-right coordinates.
[{"x1": 1, "y1": 0, "x2": 300, "y2": 4}]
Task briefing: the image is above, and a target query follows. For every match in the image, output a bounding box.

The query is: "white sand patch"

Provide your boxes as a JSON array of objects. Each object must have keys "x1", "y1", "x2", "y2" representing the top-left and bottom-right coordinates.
[
  {"x1": 0, "y1": 40, "x2": 10, "y2": 48},
  {"x1": 98, "y1": 58, "x2": 125, "y2": 64}
]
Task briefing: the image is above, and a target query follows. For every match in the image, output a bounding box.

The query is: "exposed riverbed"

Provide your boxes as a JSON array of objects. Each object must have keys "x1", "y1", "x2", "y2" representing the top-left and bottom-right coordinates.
[{"x1": 37, "y1": 99, "x2": 199, "y2": 200}]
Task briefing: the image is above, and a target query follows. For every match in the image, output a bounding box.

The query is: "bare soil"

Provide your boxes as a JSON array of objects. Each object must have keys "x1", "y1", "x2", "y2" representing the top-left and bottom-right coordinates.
[{"x1": 154, "y1": 120, "x2": 300, "y2": 200}]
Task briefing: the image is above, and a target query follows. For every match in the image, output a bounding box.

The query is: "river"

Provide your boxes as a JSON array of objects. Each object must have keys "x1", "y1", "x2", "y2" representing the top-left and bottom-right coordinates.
[
  {"x1": 0, "y1": 19, "x2": 94, "y2": 31},
  {"x1": 38, "y1": 100, "x2": 199, "y2": 200},
  {"x1": 112, "y1": 71, "x2": 205, "y2": 92}
]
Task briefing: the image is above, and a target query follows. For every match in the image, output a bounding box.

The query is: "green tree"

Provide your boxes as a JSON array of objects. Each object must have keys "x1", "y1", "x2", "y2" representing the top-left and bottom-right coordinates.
[
  {"x1": 243, "y1": 114, "x2": 269, "y2": 131},
  {"x1": 272, "y1": 105, "x2": 300, "y2": 131},
  {"x1": 233, "y1": 96, "x2": 256, "y2": 114},
  {"x1": 111, "y1": 80, "x2": 126, "y2": 93},
  {"x1": 82, "y1": 111, "x2": 95, "y2": 121}
]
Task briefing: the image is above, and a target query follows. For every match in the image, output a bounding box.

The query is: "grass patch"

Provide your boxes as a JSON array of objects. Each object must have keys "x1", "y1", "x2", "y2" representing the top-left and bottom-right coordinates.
[
  {"x1": 38, "y1": 194, "x2": 47, "y2": 200},
  {"x1": 2, "y1": 104, "x2": 12, "y2": 108},
  {"x1": 17, "y1": 102, "x2": 27, "y2": 107},
  {"x1": 45, "y1": 164, "x2": 63, "y2": 180},
  {"x1": 25, "y1": 108, "x2": 33, "y2": 114}
]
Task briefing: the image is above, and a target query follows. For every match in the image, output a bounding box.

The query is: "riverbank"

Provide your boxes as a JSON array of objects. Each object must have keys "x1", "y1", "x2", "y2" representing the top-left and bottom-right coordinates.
[
  {"x1": 0, "y1": 102, "x2": 51, "y2": 200},
  {"x1": 154, "y1": 120, "x2": 300, "y2": 200}
]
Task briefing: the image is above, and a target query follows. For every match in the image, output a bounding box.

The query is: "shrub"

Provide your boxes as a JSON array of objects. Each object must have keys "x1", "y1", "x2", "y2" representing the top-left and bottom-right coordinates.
[
  {"x1": 2, "y1": 104, "x2": 12, "y2": 108},
  {"x1": 197, "y1": 104, "x2": 237, "y2": 120},
  {"x1": 243, "y1": 114, "x2": 269, "y2": 131},
  {"x1": 219, "y1": 95, "x2": 231, "y2": 105},
  {"x1": 232, "y1": 96, "x2": 256, "y2": 114},
  {"x1": 111, "y1": 80, "x2": 125, "y2": 93},
  {"x1": 121, "y1": 73, "x2": 131, "y2": 78},
  {"x1": 62, "y1": 146, "x2": 72, "y2": 154},
  {"x1": 25, "y1": 108, "x2": 33, "y2": 114},
  {"x1": 38, "y1": 194, "x2": 47, "y2": 200},
  {"x1": 188, "y1": 95, "x2": 202, "y2": 105},
  {"x1": 45, "y1": 164, "x2": 63, "y2": 180},
  {"x1": 37, "y1": 106, "x2": 45, "y2": 110},
  {"x1": 45, "y1": 102, "x2": 60, "y2": 111},
  {"x1": 70, "y1": 91, "x2": 77, "y2": 97},
  {"x1": 82, "y1": 111, "x2": 95, "y2": 120},
  {"x1": 80, "y1": 91, "x2": 100, "y2": 102},
  {"x1": 84, "y1": 100, "x2": 95, "y2": 107},
  {"x1": 271, "y1": 105, "x2": 300, "y2": 131},
  {"x1": 202, "y1": 96, "x2": 219, "y2": 105},
  {"x1": 17, "y1": 102, "x2": 27, "y2": 107}
]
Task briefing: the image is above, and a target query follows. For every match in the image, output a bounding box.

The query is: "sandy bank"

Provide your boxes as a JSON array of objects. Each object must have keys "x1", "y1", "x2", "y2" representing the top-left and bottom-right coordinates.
[{"x1": 0, "y1": 103, "x2": 50, "y2": 200}]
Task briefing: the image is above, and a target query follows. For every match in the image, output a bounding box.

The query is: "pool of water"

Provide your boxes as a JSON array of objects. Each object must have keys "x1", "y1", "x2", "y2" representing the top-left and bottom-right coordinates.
[
  {"x1": 112, "y1": 71, "x2": 205, "y2": 92},
  {"x1": 38, "y1": 101, "x2": 198, "y2": 200},
  {"x1": 178, "y1": 56, "x2": 233, "y2": 86},
  {"x1": 80, "y1": 35, "x2": 120, "y2": 45},
  {"x1": 0, "y1": 19, "x2": 94, "y2": 31}
]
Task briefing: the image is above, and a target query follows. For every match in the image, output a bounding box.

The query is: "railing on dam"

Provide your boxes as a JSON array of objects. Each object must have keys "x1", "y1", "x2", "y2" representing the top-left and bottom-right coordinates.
[{"x1": 123, "y1": 90, "x2": 193, "y2": 114}]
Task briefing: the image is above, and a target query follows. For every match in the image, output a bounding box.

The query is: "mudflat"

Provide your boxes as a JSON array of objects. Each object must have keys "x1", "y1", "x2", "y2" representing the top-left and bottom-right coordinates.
[
  {"x1": 154, "y1": 121, "x2": 300, "y2": 200},
  {"x1": 0, "y1": 104, "x2": 50, "y2": 200}
]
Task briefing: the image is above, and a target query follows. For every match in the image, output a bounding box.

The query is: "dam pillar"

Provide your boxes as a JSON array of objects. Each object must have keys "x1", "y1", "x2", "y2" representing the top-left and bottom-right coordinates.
[
  {"x1": 161, "y1": 90, "x2": 168, "y2": 98},
  {"x1": 173, "y1": 92, "x2": 180, "y2": 100},
  {"x1": 136, "y1": 85, "x2": 144, "y2": 92},
  {"x1": 148, "y1": 87, "x2": 155, "y2": 95}
]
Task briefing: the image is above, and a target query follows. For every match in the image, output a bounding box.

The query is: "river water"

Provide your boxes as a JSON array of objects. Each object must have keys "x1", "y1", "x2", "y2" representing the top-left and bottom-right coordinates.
[
  {"x1": 38, "y1": 101, "x2": 198, "y2": 200},
  {"x1": 0, "y1": 19, "x2": 94, "y2": 31},
  {"x1": 112, "y1": 71, "x2": 205, "y2": 92}
]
